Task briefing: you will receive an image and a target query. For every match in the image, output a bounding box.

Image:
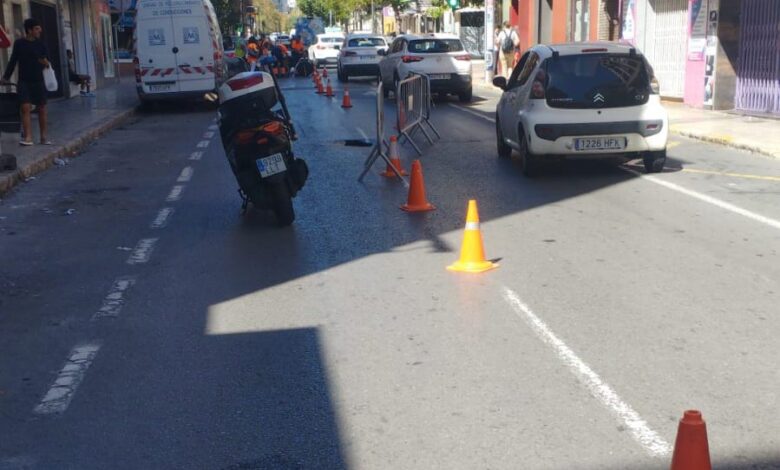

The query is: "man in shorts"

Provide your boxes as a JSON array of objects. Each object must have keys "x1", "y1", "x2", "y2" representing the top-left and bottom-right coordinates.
[{"x1": 1, "y1": 18, "x2": 52, "y2": 146}]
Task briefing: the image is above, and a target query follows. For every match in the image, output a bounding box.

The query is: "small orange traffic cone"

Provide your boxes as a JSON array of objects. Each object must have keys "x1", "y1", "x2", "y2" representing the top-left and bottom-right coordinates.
[
  {"x1": 670, "y1": 410, "x2": 711, "y2": 470},
  {"x1": 447, "y1": 200, "x2": 498, "y2": 273},
  {"x1": 341, "y1": 86, "x2": 353, "y2": 108},
  {"x1": 316, "y1": 79, "x2": 325, "y2": 94},
  {"x1": 381, "y1": 136, "x2": 408, "y2": 177},
  {"x1": 401, "y1": 160, "x2": 434, "y2": 212},
  {"x1": 325, "y1": 79, "x2": 334, "y2": 97},
  {"x1": 322, "y1": 67, "x2": 328, "y2": 78},
  {"x1": 398, "y1": 105, "x2": 406, "y2": 130}
]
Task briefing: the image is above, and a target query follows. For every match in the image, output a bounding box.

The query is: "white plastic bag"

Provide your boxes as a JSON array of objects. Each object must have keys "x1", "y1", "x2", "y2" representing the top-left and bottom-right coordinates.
[{"x1": 43, "y1": 66, "x2": 57, "y2": 92}]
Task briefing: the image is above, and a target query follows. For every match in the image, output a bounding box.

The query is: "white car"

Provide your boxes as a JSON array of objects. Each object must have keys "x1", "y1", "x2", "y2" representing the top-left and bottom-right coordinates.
[
  {"x1": 378, "y1": 33, "x2": 472, "y2": 102},
  {"x1": 337, "y1": 34, "x2": 388, "y2": 81},
  {"x1": 493, "y1": 42, "x2": 668, "y2": 176},
  {"x1": 309, "y1": 33, "x2": 345, "y2": 68}
]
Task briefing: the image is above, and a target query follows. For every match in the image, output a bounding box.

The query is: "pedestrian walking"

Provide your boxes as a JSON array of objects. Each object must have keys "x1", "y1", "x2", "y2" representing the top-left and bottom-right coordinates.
[
  {"x1": 496, "y1": 21, "x2": 519, "y2": 78},
  {"x1": 1, "y1": 18, "x2": 51, "y2": 146},
  {"x1": 492, "y1": 26, "x2": 501, "y2": 76}
]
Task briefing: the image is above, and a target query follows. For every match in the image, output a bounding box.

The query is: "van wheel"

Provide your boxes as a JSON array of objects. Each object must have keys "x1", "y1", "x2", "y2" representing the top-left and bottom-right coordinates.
[{"x1": 643, "y1": 149, "x2": 666, "y2": 173}]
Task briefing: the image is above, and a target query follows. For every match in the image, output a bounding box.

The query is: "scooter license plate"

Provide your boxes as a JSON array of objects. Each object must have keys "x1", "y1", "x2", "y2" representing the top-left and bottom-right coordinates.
[{"x1": 256, "y1": 153, "x2": 287, "y2": 178}]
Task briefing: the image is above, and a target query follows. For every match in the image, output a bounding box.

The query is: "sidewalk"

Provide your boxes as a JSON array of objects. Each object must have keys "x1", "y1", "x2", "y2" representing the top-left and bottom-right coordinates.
[
  {"x1": 470, "y1": 59, "x2": 780, "y2": 159},
  {"x1": 0, "y1": 79, "x2": 139, "y2": 196}
]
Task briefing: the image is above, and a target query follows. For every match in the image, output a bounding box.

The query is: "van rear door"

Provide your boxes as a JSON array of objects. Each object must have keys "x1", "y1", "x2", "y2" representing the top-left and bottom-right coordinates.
[
  {"x1": 136, "y1": 11, "x2": 180, "y2": 94},
  {"x1": 173, "y1": 15, "x2": 216, "y2": 93}
]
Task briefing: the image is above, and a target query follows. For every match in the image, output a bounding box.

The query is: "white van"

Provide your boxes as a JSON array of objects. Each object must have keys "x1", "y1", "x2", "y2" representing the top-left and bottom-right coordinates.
[{"x1": 133, "y1": 0, "x2": 224, "y2": 101}]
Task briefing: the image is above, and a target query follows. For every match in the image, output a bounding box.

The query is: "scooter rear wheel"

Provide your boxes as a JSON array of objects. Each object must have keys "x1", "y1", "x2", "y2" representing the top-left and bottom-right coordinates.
[{"x1": 272, "y1": 183, "x2": 295, "y2": 226}]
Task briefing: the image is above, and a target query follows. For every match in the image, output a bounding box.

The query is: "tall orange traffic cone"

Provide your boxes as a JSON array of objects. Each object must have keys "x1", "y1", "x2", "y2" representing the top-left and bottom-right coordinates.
[
  {"x1": 401, "y1": 160, "x2": 434, "y2": 212},
  {"x1": 670, "y1": 410, "x2": 711, "y2": 470},
  {"x1": 341, "y1": 86, "x2": 353, "y2": 108},
  {"x1": 325, "y1": 79, "x2": 334, "y2": 97},
  {"x1": 381, "y1": 136, "x2": 408, "y2": 177},
  {"x1": 447, "y1": 200, "x2": 498, "y2": 273}
]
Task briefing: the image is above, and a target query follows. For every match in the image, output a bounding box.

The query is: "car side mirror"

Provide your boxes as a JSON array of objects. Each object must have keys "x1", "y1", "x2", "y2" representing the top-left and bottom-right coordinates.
[{"x1": 492, "y1": 76, "x2": 507, "y2": 90}]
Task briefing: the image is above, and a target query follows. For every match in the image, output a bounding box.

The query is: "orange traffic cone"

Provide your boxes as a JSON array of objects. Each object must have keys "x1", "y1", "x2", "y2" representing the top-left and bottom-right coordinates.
[
  {"x1": 325, "y1": 79, "x2": 334, "y2": 97},
  {"x1": 316, "y1": 79, "x2": 325, "y2": 94},
  {"x1": 447, "y1": 200, "x2": 498, "y2": 273},
  {"x1": 381, "y1": 136, "x2": 408, "y2": 177},
  {"x1": 670, "y1": 410, "x2": 711, "y2": 470},
  {"x1": 398, "y1": 105, "x2": 406, "y2": 130},
  {"x1": 401, "y1": 160, "x2": 434, "y2": 212},
  {"x1": 322, "y1": 67, "x2": 328, "y2": 78},
  {"x1": 341, "y1": 86, "x2": 353, "y2": 108}
]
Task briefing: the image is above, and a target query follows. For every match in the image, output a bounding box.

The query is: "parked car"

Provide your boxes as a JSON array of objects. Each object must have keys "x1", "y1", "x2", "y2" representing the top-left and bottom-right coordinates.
[
  {"x1": 276, "y1": 34, "x2": 292, "y2": 47},
  {"x1": 337, "y1": 34, "x2": 388, "y2": 81},
  {"x1": 378, "y1": 33, "x2": 472, "y2": 102},
  {"x1": 492, "y1": 42, "x2": 668, "y2": 176},
  {"x1": 308, "y1": 33, "x2": 345, "y2": 68},
  {"x1": 133, "y1": 0, "x2": 224, "y2": 102}
]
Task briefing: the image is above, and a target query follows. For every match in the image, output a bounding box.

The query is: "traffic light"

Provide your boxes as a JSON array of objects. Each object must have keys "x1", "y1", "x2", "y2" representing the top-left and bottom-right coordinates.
[{"x1": 447, "y1": 0, "x2": 460, "y2": 9}]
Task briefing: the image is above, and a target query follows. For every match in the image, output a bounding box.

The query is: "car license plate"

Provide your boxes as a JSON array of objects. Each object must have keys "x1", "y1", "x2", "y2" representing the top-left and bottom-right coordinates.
[
  {"x1": 359, "y1": 55, "x2": 375, "y2": 61},
  {"x1": 574, "y1": 137, "x2": 627, "y2": 151},
  {"x1": 256, "y1": 153, "x2": 286, "y2": 178},
  {"x1": 429, "y1": 73, "x2": 450, "y2": 80},
  {"x1": 148, "y1": 83, "x2": 173, "y2": 92}
]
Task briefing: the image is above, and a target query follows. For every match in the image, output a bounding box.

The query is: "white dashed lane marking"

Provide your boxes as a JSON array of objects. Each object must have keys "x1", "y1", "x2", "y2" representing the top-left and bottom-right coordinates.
[
  {"x1": 33, "y1": 343, "x2": 102, "y2": 415},
  {"x1": 189, "y1": 151, "x2": 203, "y2": 161},
  {"x1": 151, "y1": 207, "x2": 174, "y2": 229},
  {"x1": 92, "y1": 278, "x2": 136, "y2": 320},
  {"x1": 177, "y1": 166, "x2": 194, "y2": 183},
  {"x1": 126, "y1": 238, "x2": 158, "y2": 265},
  {"x1": 166, "y1": 185, "x2": 184, "y2": 202},
  {"x1": 208, "y1": 124, "x2": 218, "y2": 130},
  {"x1": 502, "y1": 286, "x2": 671, "y2": 457},
  {"x1": 196, "y1": 140, "x2": 211, "y2": 148},
  {"x1": 203, "y1": 131, "x2": 215, "y2": 139}
]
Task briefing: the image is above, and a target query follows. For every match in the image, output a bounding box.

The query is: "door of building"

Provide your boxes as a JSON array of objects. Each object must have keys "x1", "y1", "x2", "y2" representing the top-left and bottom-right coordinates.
[
  {"x1": 30, "y1": 1, "x2": 64, "y2": 97},
  {"x1": 736, "y1": 0, "x2": 780, "y2": 115},
  {"x1": 641, "y1": 0, "x2": 687, "y2": 98}
]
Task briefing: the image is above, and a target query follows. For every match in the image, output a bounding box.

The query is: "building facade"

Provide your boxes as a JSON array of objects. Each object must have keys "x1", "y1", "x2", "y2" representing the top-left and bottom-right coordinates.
[
  {"x1": 499, "y1": 0, "x2": 778, "y2": 116},
  {"x1": 1, "y1": 0, "x2": 115, "y2": 98}
]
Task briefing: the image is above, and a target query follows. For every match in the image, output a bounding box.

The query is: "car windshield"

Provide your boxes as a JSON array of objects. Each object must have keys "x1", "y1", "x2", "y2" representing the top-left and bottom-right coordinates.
[
  {"x1": 348, "y1": 37, "x2": 386, "y2": 47},
  {"x1": 408, "y1": 39, "x2": 463, "y2": 53},
  {"x1": 542, "y1": 53, "x2": 652, "y2": 109}
]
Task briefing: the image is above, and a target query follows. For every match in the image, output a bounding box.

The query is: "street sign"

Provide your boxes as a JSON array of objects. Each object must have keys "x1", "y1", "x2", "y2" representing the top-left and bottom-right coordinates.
[{"x1": 0, "y1": 26, "x2": 11, "y2": 49}]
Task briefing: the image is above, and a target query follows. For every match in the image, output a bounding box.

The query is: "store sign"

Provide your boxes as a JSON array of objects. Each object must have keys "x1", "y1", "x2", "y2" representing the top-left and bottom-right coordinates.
[
  {"x1": 688, "y1": 0, "x2": 707, "y2": 60},
  {"x1": 703, "y1": 0, "x2": 719, "y2": 106},
  {"x1": 621, "y1": 0, "x2": 636, "y2": 43}
]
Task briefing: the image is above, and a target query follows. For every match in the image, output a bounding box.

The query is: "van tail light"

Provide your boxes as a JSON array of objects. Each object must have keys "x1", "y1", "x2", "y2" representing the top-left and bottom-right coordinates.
[
  {"x1": 454, "y1": 54, "x2": 471, "y2": 61},
  {"x1": 133, "y1": 57, "x2": 141, "y2": 83},
  {"x1": 531, "y1": 80, "x2": 546, "y2": 99},
  {"x1": 402, "y1": 55, "x2": 424, "y2": 63},
  {"x1": 650, "y1": 76, "x2": 660, "y2": 94}
]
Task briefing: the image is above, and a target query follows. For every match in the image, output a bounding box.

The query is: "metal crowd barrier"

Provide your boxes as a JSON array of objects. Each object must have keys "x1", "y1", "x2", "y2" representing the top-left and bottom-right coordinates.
[
  {"x1": 397, "y1": 73, "x2": 440, "y2": 155},
  {"x1": 359, "y1": 81, "x2": 406, "y2": 183}
]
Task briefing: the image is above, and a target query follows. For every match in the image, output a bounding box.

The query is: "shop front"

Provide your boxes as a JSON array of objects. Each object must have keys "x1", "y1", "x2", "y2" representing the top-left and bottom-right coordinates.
[{"x1": 735, "y1": 0, "x2": 780, "y2": 116}]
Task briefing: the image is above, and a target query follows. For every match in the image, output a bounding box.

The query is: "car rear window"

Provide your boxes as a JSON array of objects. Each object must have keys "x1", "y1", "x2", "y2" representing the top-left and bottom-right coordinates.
[
  {"x1": 542, "y1": 53, "x2": 652, "y2": 109},
  {"x1": 408, "y1": 39, "x2": 463, "y2": 53},
  {"x1": 320, "y1": 37, "x2": 343, "y2": 44},
  {"x1": 348, "y1": 37, "x2": 386, "y2": 47}
]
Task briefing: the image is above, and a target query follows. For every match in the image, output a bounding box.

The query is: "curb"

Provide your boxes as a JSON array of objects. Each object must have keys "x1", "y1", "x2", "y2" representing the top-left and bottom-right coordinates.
[
  {"x1": 0, "y1": 106, "x2": 138, "y2": 197},
  {"x1": 669, "y1": 126, "x2": 780, "y2": 160},
  {"x1": 470, "y1": 85, "x2": 780, "y2": 160}
]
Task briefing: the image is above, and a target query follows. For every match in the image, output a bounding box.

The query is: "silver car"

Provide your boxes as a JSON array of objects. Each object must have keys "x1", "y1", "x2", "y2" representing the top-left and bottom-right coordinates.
[{"x1": 337, "y1": 34, "x2": 388, "y2": 81}]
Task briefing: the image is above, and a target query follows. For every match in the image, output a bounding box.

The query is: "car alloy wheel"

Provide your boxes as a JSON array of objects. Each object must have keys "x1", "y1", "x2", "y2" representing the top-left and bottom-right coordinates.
[
  {"x1": 643, "y1": 149, "x2": 666, "y2": 173},
  {"x1": 496, "y1": 116, "x2": 511, "y2": 159},
  {"x1": 518, "y1": 128, "x2": 538, "y2": 177}
]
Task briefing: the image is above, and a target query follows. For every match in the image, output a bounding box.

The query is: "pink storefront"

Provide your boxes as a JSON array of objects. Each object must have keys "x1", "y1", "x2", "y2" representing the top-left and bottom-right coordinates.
[{"x1": 683, "y1": 0, "x2": 718, "y2": 108}]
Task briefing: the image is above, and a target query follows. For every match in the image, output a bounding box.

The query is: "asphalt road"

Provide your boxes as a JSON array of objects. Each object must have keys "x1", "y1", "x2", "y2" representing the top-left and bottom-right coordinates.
[{"x1": 1, "y1": 76, "x2": 779, "y2": 469}]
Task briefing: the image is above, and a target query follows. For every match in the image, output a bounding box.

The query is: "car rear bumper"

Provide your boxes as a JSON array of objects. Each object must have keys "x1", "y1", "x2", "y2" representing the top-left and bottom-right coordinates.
[
  {"x1": 428, "y1": 73, "x2": 471, "y2": 93},
  {"x1": 527, "y1": 130, "x2": 668, "y2": 156},
  {"x1": 342, "y1": 63, "x2": 379, "y2": 76}
]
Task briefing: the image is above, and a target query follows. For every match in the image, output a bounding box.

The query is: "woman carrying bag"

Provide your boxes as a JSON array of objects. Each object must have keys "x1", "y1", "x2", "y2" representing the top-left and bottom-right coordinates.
[{"x1": 0, "y1": 18, "x2": 53, "y2": 146}]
